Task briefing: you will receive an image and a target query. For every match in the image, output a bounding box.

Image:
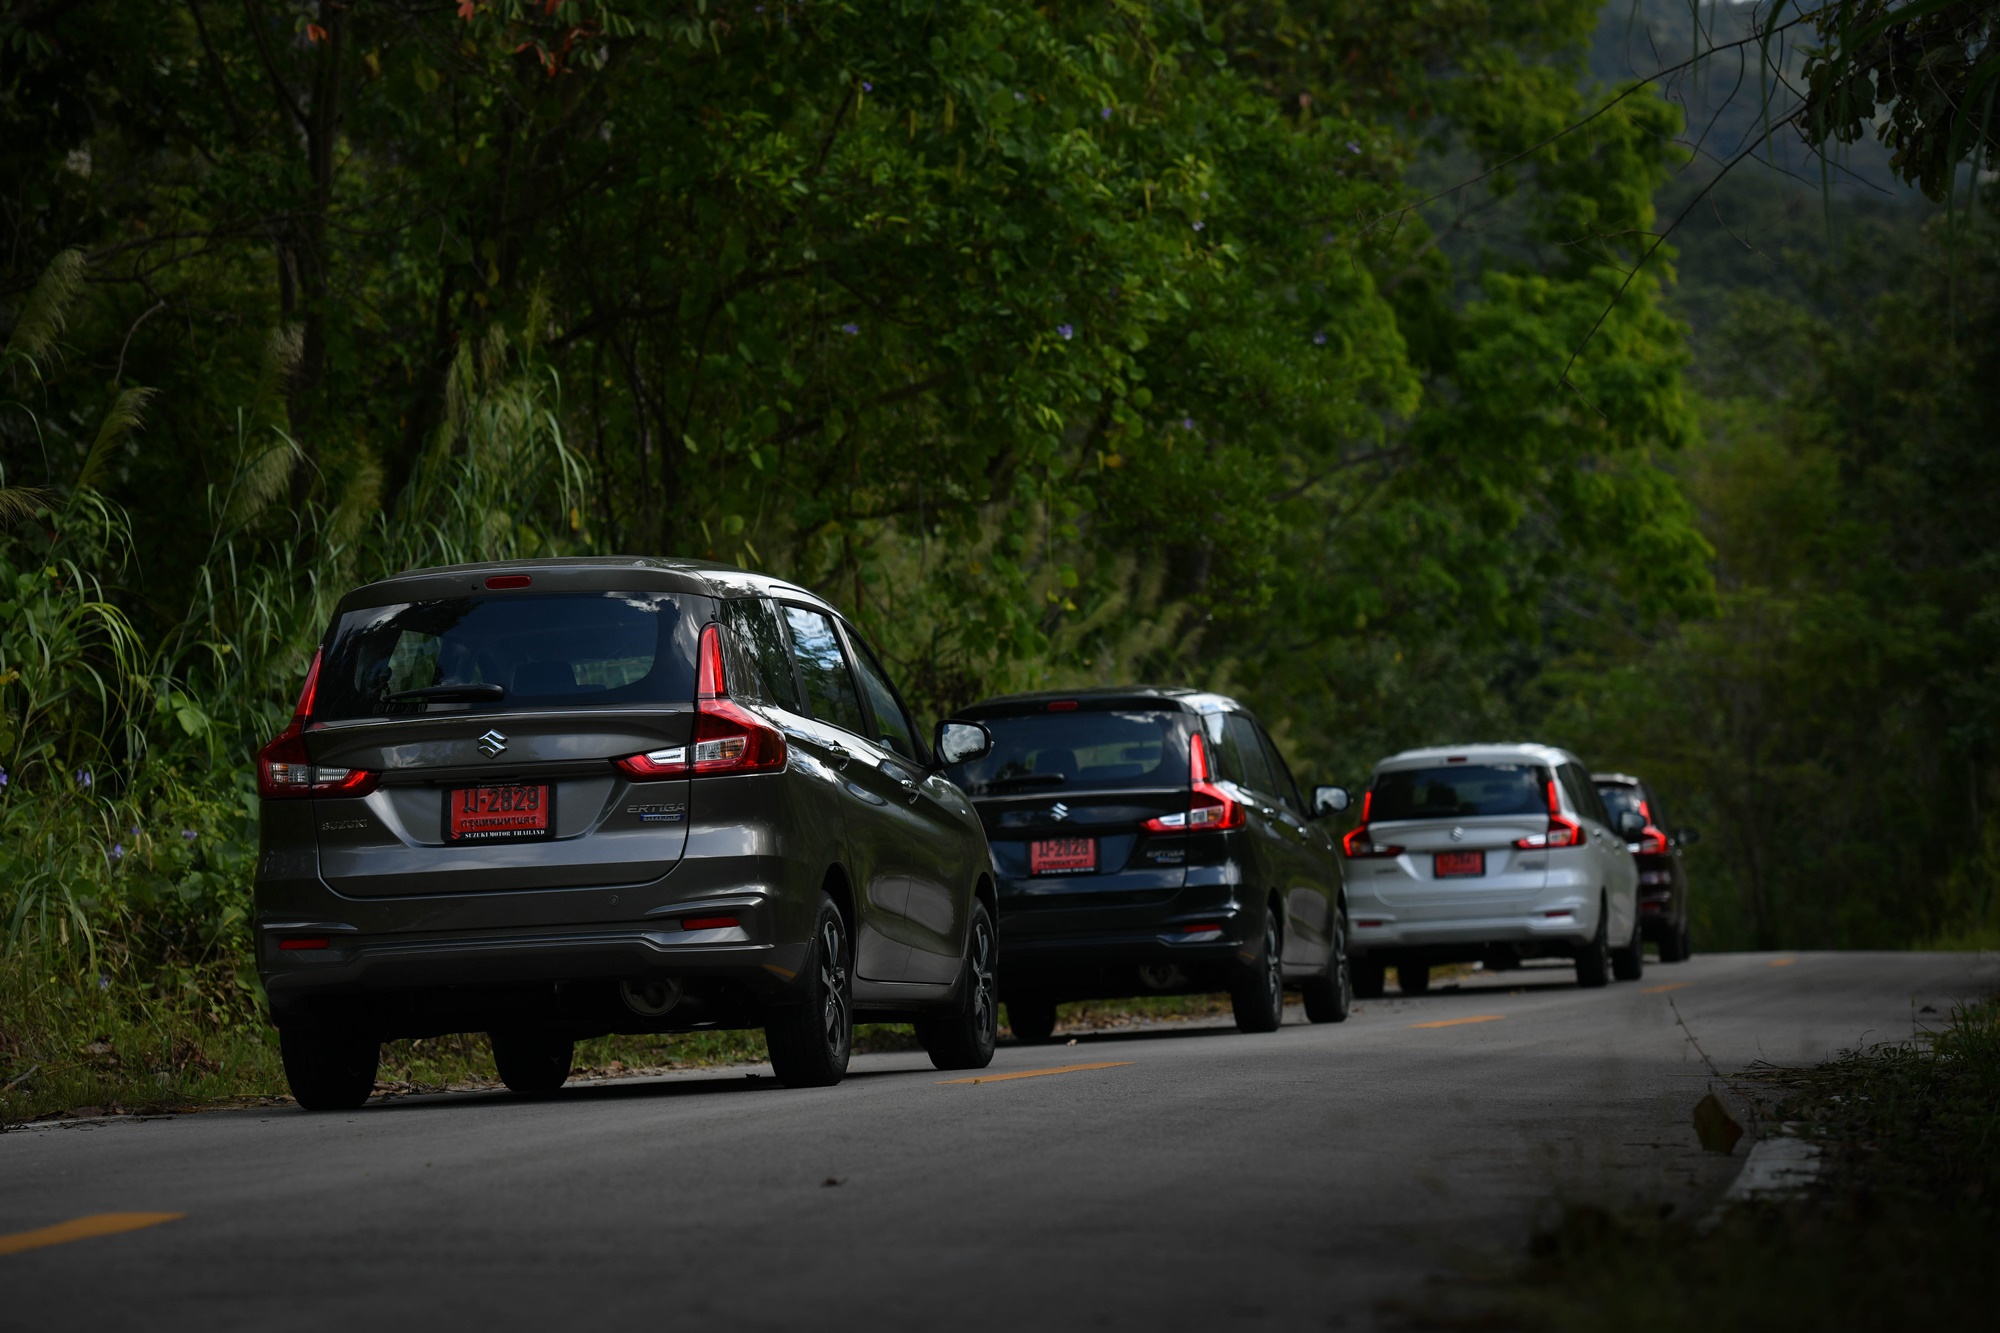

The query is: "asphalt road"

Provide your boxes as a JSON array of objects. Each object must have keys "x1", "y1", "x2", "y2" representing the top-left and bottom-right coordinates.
[{"x1": 3, "y1": 950, "x2": 1993, "y2": 1332}]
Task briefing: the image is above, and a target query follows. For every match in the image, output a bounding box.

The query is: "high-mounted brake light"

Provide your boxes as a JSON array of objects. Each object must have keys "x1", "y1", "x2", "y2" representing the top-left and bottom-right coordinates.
[
  {"x1": 1340, "y1": 788, "x2": 1404, "y2": 858},
  {"x1": 1143, "y1": 732, "x2": 1245, "y2": 833},
  {"x1": 1047, "y1": 700, "x2": 1079, "y2": 712},
  {"x1": 486, "y1": 574, "x2": 533, "y2": 589},
  {"x1": 1514, "y1": 779, "x2": 1585, "y2": 850},
  {"x1": 257, "y1": 649, "x2": 382, "y2": 799},
  {"x1": 616, "y1": 624, "x2": 787, "y2": 781}
]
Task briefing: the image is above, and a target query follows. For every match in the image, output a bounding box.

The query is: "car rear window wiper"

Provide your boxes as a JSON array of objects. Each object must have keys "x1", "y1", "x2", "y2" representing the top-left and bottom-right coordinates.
[
  {"x1": 982, "y1": 773, "x2": 1068, "y2": 791},
  {"x1": 385, "y1": 683, "x2": 507, "y2": 704}
]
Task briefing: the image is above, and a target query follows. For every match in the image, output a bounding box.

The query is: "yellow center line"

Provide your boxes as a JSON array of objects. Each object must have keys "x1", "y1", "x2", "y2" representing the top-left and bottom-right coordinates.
[
  {"x1": 1643, "y1": 982, "x2": 1691, "y2": 994},
  {"x1": 1408, "y1": 1015, "x2": 1505, "y2": 1030},
  {"x1": 938, "y1": 1062, "x2": 1133, "y2": 1085},
  {"x1": 0, "y1": 1213, "x2": 184, "y2": 1258},
  {"x1": 1769, "y1": 957, "x2": 1797, "y2": 967}
]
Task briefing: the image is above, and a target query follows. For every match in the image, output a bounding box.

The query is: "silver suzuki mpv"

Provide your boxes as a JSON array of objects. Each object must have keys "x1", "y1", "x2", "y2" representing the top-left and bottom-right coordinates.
[
  {"x1": 1341, "y1": 744, "x2": 1643, "y2": 995},
  {"x1": 255, "y1": 557, "x2": 999, "y2": 1109}
]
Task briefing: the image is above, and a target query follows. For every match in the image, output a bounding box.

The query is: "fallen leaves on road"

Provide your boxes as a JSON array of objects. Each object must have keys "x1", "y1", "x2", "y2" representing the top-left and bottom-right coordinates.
[{"x1": 1693, "y1": 1092, "x2": 1745, "y2": 1154}]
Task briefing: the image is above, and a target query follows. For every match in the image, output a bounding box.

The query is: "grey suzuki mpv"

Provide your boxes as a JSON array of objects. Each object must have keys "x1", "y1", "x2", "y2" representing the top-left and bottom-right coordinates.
[{"x1": 255, "y1": 557, "x2": 998, "y2": 1110}]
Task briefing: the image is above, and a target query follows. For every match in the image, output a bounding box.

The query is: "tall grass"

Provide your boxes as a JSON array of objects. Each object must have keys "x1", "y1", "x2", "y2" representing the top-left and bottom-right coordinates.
[{"x1": 0, "y1": 260, "x2": 588, "y2": 1117}]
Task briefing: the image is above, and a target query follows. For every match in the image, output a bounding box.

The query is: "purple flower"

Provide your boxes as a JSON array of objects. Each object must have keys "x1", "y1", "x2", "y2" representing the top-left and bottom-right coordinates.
[
  {"x1": 181, "y1": 829, "x2": 197, "y2": 842},
  {"x1": 76, "y1": 769, "x2": 92, "y2": 789},
  {"x1": 1057, "y1": 324, "x2": 1074, "y2": 341},
  {"x1": 1101, "y1": 107, "x2": 1112, "y2": 120},
  {"x1": 863, "y1": 81, "x2": 873, "y2": 92},
  {"x1": 841, "y1": 322, "x2": 859, "y2": 335},
  {"x1": 1313, "y1": 331, "x2": 1327, "y2": 346},
  {"x1": 1346, "y1": 141, "x2": 1362, "y2": 155},
  {"x1": 1014, "y1": 91, "x2": 1027, "y2": 103},
  {"x1": 1182, "y1": 417, "x2": 1195, "y2": 431},
  {"x1": 0, "y1": 767, "x2": 9, "y2": 788},
  {"x1": 108, "y1": 843, "x2": 124, "y2": 861},
  {"x1": 1191, "y1": 221, "x2": 1205, "y2": 232},
  {"x1": 98, "y1": 974, "x2": 111, "y2": 991}
]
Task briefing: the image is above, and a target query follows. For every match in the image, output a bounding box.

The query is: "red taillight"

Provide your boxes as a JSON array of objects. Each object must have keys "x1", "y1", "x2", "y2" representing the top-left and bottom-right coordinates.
[
  {"x1": 1514, "y1": 779, "x2": 1584, "y2": 849},
  {"x1": 1637, "y1": 825, "x2": 1669, "y2": 855},
  {"x1": 1339, "y1": 789, "x2": 1402, "y2": 858},
  {"x1": 1144, "y1": 733, "x2": 1247, "y2": 832},
  {"x1": 257, "y1": 650, "x2": 380, "y2": 798},
  {"x1": 617, "y1": 624, "x2": 786, "y2": 781},
  {"x1": 279, "y1": 937, "x2": 329, "y2": 951},
  {"x1": 681, "y1": 916, "x2": 740, "y2": 931},
  {"x1": 257, "y1": 723, "x2": 383, "y2": 799}
]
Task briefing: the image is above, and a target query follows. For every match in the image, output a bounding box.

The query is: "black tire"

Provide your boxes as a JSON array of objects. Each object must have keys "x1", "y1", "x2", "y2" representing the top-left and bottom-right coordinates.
[
  {"x1": 1006, "y1": 997, "x2": 1059, "y2": 1045},
  {"x1": 489, "y1": 1030, "x2": 574, "y2": 1095},
  {"x1": 1659, "y1": 917, "x2": 1692, "y2": 963},
  {"x1": 279, "y1": 1027, "x2": 379, "y2": 1112},
  {"x1": 918, "y1": 900, "x2": 999, "y2": 1071},
  {"x1": 1231, "y1": 910, "x2": 1285, "y2": 1033},
  {"x1": 1575, "y1": 908, "x2": 1611, "y2": 988},
  {"x1": 1612, "y1": 909, "x2": 1645, "y2": 982},
  {"x1": 1301, "y1": 911, "x2": 1353, "y2": 1024},
  {"x1": 1352, "y1": 956, "x2": 1386, "y2": 1000},
  {"x1": 1397, "y1": 964, "x2": 1430, "y2": 996},
  {"x1": 764, "y1": 895, "x2": 853, "y2": 1088}
]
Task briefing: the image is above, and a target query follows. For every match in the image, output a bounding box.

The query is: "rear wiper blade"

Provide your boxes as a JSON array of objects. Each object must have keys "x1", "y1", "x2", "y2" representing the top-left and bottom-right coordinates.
[
  {"x1": 385, "y1": 683, "x2": 506, "y2": 703},
  {"x1": 983, "y1": 773, "x2": 1067, "y2": 791}
]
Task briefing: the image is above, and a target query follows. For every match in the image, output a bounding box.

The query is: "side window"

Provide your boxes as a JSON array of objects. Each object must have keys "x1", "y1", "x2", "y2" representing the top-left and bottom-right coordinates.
[
  {"x1": 845, "y1": 629, "x2": 923, "y2": 763},
  {"x1": 722, "y1": 597, "x2": 801, "y2": 712},
  {"x1": 781, "y1": 605, "x2": 867, "y2": 736},
  {"x1": 1561, "y1": 764, "x2": 1608, "y2": 826},
  {"x1": 1643, "y1": 785, "x2": 1670, "y2": 830},
  {"x1": 1200, "y1": 713, "x2": 1237, "y2": 782},
  {"x1": 1223, "y1": 714, "x2": 1275, "y2": 794},
  {"x1": 1257, "y1": 727, "x2": 1305, "y2": 815}
]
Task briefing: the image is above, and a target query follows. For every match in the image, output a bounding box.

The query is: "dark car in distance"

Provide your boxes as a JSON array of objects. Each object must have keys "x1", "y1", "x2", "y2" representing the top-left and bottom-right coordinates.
[
  {"x1": 255, "y1": 557, "x2": 998, "y2": 1109},
  {"x1": 1593, "y1": 772, "x2": 1698, "y2": 962},
  {"x1": 943, "y1": 688, "x2": 1353, "y2": 1038}
]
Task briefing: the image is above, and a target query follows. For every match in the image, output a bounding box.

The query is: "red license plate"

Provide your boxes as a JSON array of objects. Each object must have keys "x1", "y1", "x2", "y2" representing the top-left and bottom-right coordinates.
[
  {"x1": 1029, "y1": 837, "x2": 1096, "y2": 876},
  {"x1": 448, "y1": 785, "x2": 552, "y2": 841},
  {"x1": 1434, "y1": 850, "x2": 1485, "y2": 878}
]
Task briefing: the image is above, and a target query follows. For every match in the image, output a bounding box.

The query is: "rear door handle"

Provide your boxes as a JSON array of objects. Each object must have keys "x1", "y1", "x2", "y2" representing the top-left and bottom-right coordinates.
[
  {"x1": 826, "y1": 745, "x2": 851, "y2": 770},
  {"x1": 899, "y1": 778, "x2": 920, "y2": 802}
]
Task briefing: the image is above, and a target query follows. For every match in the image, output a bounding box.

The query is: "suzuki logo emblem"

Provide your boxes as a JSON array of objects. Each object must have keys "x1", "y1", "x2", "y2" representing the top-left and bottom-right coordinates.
[
  {"x1": 478, "y1": 729, "x2": 508, "y2": 757},
  {"x1": 1051, "y1": 802, "x2": 1070, "y2": 821},
  {"x1": 1450, "y1": 826, "x2": 1465, "y2": 841}
]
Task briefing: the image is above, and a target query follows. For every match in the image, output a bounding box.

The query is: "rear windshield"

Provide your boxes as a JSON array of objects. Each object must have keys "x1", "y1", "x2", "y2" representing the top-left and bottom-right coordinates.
[
  {"x1": 945, "y1": 709, "x2": 1189, "y2": 795},
  {"x1": 1369, "y1": 763, "x2": 1549, "y2": 821},
  {"x1": 1596, "y1": 784, "x2": 1645, "y2": 824},
  {"x1": 314, "y1": 592, "x2": 708, "y2": 722}
]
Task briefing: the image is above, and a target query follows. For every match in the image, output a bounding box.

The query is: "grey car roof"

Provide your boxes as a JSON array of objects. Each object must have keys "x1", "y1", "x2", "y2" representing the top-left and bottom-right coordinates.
[
  {"x1": 1592, "y1": 772, "x2": 1644, "y2": 787},
  {"x1": 332, "y1": 555, "x2": 831, "y2": 618},
  {"x1": 1372, "y1": 742, "x2": 1584, "y2": 774}
]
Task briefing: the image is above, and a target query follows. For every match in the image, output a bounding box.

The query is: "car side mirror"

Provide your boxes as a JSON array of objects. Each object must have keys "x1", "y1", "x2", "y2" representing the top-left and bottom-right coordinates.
[
  {"x1": 1311, "y1": 785, "x2": 1350, "y2": 818},
  {"x1": 1616, "y1": 810, "x2": 1647, "y2": 839},
  {"x1": 1675, "y1": 827, "x2": 1700, "y2": 846},
  {"x1": 932, "y1": 719, "x2": 992, "y2": 769}
]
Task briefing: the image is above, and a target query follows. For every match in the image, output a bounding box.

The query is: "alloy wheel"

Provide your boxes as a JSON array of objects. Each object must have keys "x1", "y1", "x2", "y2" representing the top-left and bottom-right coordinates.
[
  {"x1": 968, "y1": 915, "x2": 997, "y2": 1045},
  {"x1": 819, "y1": 916, "x2": 851, "y2": 1054}
]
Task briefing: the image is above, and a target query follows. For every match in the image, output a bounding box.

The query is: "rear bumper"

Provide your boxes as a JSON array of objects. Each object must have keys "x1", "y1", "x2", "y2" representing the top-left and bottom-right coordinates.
[
  {"x1": 1347, "y1": 908, "x2": 1596, "y2": 964},
  {"x1": 997, "y1": 892, "x2": 1256, "y2": 1000}
]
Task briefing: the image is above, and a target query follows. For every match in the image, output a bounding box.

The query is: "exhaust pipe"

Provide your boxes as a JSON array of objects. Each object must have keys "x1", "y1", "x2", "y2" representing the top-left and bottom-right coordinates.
[{"x1": 620, "y1": 978, "x2": 684, "y2": 1018}]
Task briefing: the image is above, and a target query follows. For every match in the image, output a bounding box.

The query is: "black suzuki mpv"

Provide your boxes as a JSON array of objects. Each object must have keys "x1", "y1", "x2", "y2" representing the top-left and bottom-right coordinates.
[
  {"x1": 944, "y1": 688, "x2": 1354, "y2": 1038},
  {"x1": 255, "y1": 557, "x2": 998, "y2": 1108}
]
